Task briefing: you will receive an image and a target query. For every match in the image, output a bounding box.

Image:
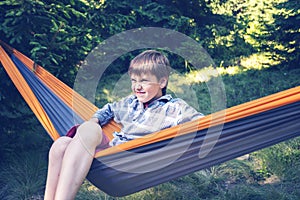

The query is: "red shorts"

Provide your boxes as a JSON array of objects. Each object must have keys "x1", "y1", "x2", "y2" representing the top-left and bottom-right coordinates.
[{"x1": 66, "y1": 124, "x2": 111, "y2": 152}]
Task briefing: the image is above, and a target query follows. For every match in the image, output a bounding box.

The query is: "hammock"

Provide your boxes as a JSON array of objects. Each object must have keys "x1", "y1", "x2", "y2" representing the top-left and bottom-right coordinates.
[{"x1": 1, "y1": 41, "x2": 300, "y2": 197}]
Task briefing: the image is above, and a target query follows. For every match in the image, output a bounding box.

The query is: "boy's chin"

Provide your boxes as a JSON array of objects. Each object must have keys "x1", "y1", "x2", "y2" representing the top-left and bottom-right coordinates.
[
  {"x1": 137, "y1": 98, "x2": 148, "y2": 103},
  {"x1": 136, "y1": 96, "x2": 151, "y2": 104}
]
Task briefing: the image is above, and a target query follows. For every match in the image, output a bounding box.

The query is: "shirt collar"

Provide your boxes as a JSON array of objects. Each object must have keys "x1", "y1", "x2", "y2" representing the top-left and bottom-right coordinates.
[
  {"x1": 146, "y1": 94, "x2": 173, "y2": 108},
  {"x1": 132, "y1": 94, "x2": 173, "y2": 109},
  {"x1": 156, "y1": 94, "x2": 172, "y2": 101}
]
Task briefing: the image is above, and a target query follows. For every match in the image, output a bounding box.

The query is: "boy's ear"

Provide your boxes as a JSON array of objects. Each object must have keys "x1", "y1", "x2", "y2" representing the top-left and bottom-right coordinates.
[{"x1": 159, "y1": 77, "x2": 168, "y2": 88}]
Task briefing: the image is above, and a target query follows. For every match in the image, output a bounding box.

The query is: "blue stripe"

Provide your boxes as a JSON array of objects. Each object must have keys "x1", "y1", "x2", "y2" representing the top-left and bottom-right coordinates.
[{"x1": 11, "y1": 55, "x2": 83, "y2": 136}]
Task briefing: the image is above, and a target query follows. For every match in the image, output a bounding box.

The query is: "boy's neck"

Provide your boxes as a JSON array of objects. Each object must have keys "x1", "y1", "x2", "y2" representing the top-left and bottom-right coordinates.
[{"x1": 143, "y1": 94, "x2": 164, "y2": 108}]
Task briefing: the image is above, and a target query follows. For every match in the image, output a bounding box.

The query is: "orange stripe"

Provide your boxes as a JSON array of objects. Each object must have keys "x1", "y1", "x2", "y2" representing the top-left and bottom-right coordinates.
[{"x1": 0, "y1": 46, "x2": 60, "y2": 140}]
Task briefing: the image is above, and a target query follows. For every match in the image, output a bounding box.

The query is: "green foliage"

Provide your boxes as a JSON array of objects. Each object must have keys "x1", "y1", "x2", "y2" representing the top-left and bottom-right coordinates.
[
  {"x1": 266, "y1": 0, "x2": 300, "y2": 68},
  {"x1": 167, "y1": 171, "x2": 224, "y2": 199},
  {"x1": 1, "y1": 0, "x2": 298, "y2": 77},
  {"x1": 222, "y1": 67, "x2": 300, "y2": 108},
  {"x1": 0, "y1": 71, "x2": 47, "y2": 155},
  {"x1": 76, "y1": 181, "x2": 108, "y2": 200},
  {"x1": 254, "y1": 138, "x2": 300, "y2": 180},
  {"x1": 0, "y1": 152, "x2": 47, "y2": 200},
  {"x1": 223, "y1": 184, "x2": 298, "y2": 200},
  {"x1": 214, "y1": 160, "x2": 258, "y2": 184},
  {"x1": 0, "y1": 0, "x2": 106, "y2": 84}
]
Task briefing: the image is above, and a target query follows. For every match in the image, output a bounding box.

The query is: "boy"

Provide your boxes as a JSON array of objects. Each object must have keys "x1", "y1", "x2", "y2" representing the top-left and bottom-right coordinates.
[{"x1": 44, "y1": 50, "x2": 203, "y2": 199}]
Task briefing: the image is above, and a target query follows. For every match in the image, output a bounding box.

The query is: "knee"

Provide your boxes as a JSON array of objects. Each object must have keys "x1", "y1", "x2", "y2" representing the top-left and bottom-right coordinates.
[
  {"x1": 78, "y1": 120, "x2": 102, "y2": 133},
  {"x1": 75, "y1": 121, "x2": 103, "y2": 146},
  {"x1": 49, "y1": 136, "x2": 72, "y2": 159}
]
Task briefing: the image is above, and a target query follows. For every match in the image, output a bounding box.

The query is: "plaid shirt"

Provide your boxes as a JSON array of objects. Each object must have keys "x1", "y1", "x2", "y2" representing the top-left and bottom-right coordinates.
[{"x1": 93, "y1": 94, "x2": 204, "y2": 146}]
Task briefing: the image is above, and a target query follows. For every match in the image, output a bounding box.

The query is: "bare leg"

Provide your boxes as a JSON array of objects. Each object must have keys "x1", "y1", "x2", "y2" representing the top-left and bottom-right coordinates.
[
  {"x1": 54, "y1": 121, "x2": 102, "y2": 199},
  {"x1": 44, "y1": 136, "x2": 72, "y2": 200}
]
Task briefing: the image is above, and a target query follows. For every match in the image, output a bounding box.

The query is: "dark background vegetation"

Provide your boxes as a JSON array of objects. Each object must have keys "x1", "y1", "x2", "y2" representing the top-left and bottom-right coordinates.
[{"x1": 0, "y1": 0, "x2": 299, "y2": 199}]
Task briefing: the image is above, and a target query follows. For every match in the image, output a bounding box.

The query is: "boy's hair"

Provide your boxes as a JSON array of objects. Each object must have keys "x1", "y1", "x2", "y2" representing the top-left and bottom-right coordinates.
[{"x1": 128, "y1": 50, "x2": 171, "y2": 95}]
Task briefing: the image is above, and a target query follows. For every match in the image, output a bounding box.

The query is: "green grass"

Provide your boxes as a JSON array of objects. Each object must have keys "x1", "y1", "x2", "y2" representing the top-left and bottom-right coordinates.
[{"x1": 0, "y1": 152, "x2": 47, "y2": 200}]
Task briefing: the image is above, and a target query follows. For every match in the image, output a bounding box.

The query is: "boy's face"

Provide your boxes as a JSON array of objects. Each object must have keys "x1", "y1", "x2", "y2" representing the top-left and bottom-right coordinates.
[{"x1": 130, "y1": 73, "x2": 167, "y2": 103}]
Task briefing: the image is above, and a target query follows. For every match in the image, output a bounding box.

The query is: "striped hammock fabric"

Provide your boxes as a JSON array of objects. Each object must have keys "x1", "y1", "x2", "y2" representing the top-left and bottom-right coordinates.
[{"x1": 1, "y1": 41, "x2": 300, "y2": 197}]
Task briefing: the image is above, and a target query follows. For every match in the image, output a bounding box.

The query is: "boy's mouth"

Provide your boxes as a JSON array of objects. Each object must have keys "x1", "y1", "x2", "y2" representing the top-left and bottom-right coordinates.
[{"x1": 135, "y1": 90, "x2": 145, "y2": 94}]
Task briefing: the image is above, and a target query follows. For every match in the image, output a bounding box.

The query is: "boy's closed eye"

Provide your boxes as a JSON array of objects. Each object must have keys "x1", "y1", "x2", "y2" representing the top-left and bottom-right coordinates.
[{"x1": 131, "y1": 79, "x2": 151, "y2": 84}]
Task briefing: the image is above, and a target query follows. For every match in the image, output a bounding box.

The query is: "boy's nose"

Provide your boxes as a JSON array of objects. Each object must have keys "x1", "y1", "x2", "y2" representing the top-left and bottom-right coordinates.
[{"x1": 135, "y1": 83, "x2": 143, "y2": 89}]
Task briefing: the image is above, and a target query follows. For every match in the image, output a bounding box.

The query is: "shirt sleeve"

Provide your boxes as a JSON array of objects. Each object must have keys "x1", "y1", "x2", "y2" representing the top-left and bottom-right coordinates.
[
  {"x1": 92, "y1": 95, "x2": 133, "y2": 126},
  {"x1": 92, "y1": 102, "x2": 116, "y2": 126}
]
